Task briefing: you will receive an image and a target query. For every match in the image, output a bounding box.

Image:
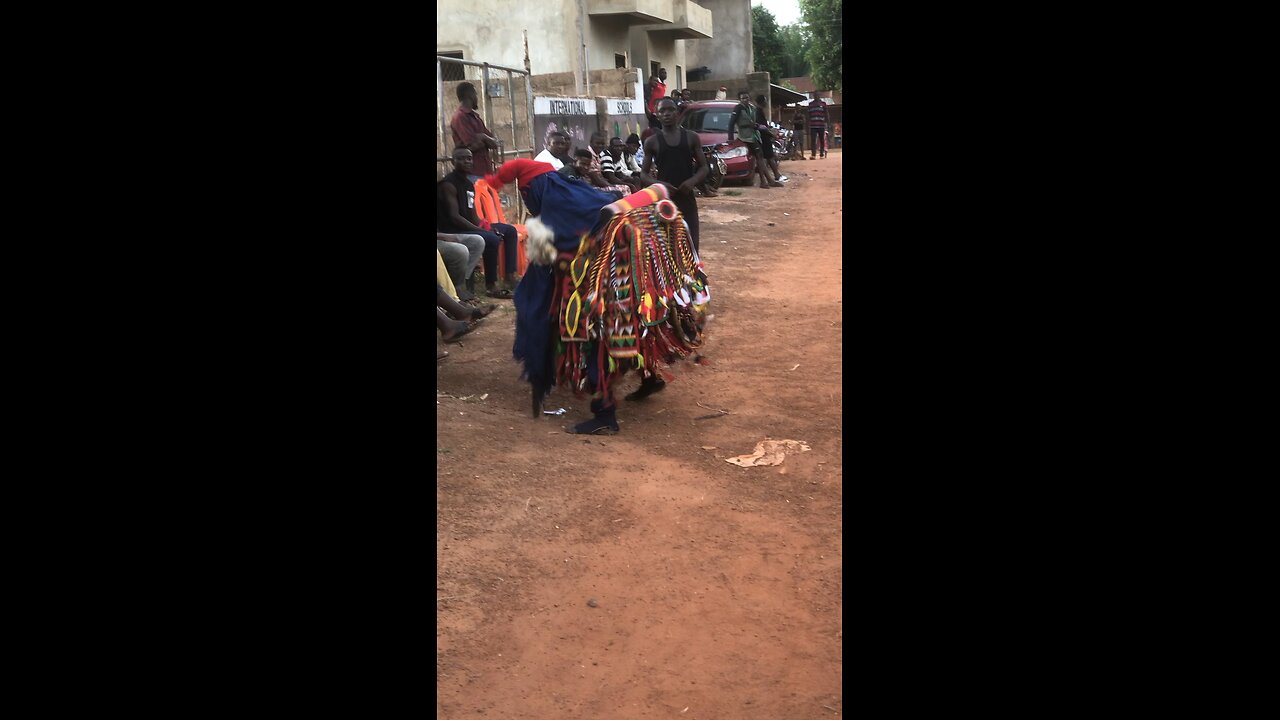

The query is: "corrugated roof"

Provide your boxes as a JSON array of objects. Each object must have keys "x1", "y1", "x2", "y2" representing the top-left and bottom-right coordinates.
[{"x1": 781, "y1": 76, "x2": 816, "y2": 93}]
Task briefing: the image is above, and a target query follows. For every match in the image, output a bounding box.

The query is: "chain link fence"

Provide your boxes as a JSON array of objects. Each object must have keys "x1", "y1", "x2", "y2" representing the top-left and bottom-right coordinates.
[{"x1": 437, "y1": 56, "x2": 536, "y2": 222}]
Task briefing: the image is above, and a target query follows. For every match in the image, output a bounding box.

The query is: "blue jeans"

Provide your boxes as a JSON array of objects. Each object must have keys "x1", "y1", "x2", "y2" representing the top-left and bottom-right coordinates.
[{"x1": 472, "y1": 222, "x2": 519, "y2": 284}]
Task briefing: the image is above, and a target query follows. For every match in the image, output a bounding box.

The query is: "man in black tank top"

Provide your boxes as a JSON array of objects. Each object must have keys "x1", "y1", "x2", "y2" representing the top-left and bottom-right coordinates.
[{"x1": 639, "y1": 97, "x2": 709, "y2": 253}]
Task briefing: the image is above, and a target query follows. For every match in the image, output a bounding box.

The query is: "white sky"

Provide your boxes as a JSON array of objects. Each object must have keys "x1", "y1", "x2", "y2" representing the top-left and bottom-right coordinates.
[{"x1": 752, "y1": 0, "x2": 802, "y2": 27}]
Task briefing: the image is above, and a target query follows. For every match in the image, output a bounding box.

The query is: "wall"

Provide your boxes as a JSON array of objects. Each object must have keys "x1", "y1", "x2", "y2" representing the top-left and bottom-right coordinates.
[
  {"x1": 533, "y1": 67, "x2": 641, "y2": 100},
  {"x1": 586, "y1": 15, "x2": 636, "y2": 73},
  {"x1": 436, "y1": 1, "x2": 579, "y2": 77},
  {"x1": 628, "y1": 28, "x2": 685, "y2": 90},
  {"x1": 682, "y1": 0, "x2": 751, "y2": 82}
]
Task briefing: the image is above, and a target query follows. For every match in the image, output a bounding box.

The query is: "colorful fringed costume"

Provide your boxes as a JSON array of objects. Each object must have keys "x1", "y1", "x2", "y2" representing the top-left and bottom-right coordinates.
[{"x1": 483, "y1": 160, "x2": 710, "y2": 433}]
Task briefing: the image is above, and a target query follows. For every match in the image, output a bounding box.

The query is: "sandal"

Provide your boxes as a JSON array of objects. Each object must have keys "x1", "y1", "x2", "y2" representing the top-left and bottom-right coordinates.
[
  {"x1": 438, "y1": 350, "x2": 449, "y2": 362},
  {"x1": 486, "y1": 288, "x2": 514, "y2": 299},
  {"x1": 441, "y1": 319, "x2": 482, "y2": 344},
  {"x1": 470, "y1": 303, "x2": 497, "y2": 320}
]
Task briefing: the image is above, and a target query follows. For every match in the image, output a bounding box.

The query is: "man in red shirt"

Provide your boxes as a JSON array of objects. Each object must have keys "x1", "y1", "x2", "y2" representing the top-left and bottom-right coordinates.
[
  {"x1": 450, "y1": 82, "x2": 500, "y2": 176},
  {"x1": 645, "y1": 67, "x2": 667, "y2": 129}
]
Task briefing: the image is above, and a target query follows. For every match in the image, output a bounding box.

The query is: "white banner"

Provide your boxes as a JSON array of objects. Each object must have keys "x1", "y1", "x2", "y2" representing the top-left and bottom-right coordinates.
[
  {"x1": 606, "y1": 98, "x2": 642, "y2": 116},
  {"x1": 533, "y1": 96, "x2": 597, "y2": 115}
]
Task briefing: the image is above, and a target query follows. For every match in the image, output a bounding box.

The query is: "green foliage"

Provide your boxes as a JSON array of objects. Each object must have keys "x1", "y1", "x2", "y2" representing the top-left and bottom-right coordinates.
[
  {"x1": 752, "y1": 6, "x2": 814, "y2": 83},
  {"x1": 751, "y1": 5, "x2": 786, "y2": 81},
  {"x1": 800, "y1": 0, "x2": 842, "y2": 92},
  {"x1": 777, "y1": 24, "x2": 812, "y2": 79}
]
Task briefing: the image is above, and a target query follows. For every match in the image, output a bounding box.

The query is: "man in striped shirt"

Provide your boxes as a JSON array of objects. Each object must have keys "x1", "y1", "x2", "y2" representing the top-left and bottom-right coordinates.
[{"x1": 808, "y1": 97, "x2": 828, "y2": 159}]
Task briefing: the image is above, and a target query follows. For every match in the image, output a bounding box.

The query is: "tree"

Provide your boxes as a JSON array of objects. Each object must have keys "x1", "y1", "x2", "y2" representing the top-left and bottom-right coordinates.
[
  {"x1": 800, "y1": 0, "x2": 842, "y2": 92},
  {"x1": 751, "y1": 5, "x2": 786, "y2": 81},
  {"x1": 778, "y1": 24, "x2": 812, "y2": 79}
]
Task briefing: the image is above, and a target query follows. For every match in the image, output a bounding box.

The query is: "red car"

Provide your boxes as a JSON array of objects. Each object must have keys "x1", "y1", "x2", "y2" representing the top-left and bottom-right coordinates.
[
  {"x1": 676, "y1": 101, "x2": 754, "y2": 183},
  {"x1": 644, "y1": 100, "x2": 754, "y2": 184}
]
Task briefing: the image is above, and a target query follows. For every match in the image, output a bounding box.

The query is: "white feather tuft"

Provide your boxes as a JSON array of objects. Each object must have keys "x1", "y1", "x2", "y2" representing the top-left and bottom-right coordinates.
[{"x1": 525, "y1": 216, "x2": 556, "y2": 266}]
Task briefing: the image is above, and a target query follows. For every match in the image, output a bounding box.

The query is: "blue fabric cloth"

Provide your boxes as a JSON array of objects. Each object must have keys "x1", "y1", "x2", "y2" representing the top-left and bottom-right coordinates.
[
  {"x1": 522, "y1": 172, "x2": 617, "y2": 250},
  {"x1": 511, "y1": 172, "x2": 620, "y2": 394},
  {"x1": 512, "y1": 265, "x2": 557, "y2": 392}
]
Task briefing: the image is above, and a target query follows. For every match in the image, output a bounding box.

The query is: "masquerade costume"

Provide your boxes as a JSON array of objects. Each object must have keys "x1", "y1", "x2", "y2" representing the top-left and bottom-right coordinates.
[{"x1": 483, "y1": 160, "x2": 710, "y2": 433}]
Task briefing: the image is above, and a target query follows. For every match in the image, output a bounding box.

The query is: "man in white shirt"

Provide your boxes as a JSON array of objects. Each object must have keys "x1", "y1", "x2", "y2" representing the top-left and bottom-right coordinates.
[{"x1": 533, "y1": 131, "x2": 572, "y2": 170}]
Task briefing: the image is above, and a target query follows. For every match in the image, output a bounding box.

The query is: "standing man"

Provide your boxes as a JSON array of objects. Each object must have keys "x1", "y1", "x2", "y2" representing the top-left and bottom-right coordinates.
[
  {"x1": 640, "y1": 97, "x2": 709, "y2": 253},
  {"x1": 755, "y1": 94, "x2": 788, "y2": 183},
  {"x1": 450, "y1": 82, "x2": 501, "y2": 176},
  {"x1": 645, "y1": 67, "x2": 668, "y2": 129},
  {"x1": 807, "y1": 96, "x2": 828, "y2": 159},
  {"x1": 728, "y1": 91, "x2": 782, "y2": 189},
  {"x1": 792, "y1": 109, "x2": 807, "y2": 159}
]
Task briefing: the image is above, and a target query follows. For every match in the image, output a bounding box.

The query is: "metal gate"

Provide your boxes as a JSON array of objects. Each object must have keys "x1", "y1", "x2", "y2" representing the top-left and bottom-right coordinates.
[{"x1": 437, "y1": 56, "x2": 536, "y2": 221}]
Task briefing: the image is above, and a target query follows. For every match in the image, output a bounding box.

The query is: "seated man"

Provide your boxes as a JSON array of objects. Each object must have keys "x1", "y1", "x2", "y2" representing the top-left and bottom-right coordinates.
[
  {"x1": 436, "y1": 232, "x2": 485, "y2": 301},
  {"x1": 437, "y1": 282, "x2": 494, "y2": 355},
  {"x1": 534, "y1": 130, "x2": 572, "y2": 170},
  {"x1": 586, "y1": 130, "x2": 633, "y2": 196},
  {"x1": 438, "y1": 146, "x2": 521, "y2": 299},
  {"x1": 603, "y1": 136, "x2": 641, "y2": 193},
  {"x1": 623, "y1": 133, "x2": 644, "y2": 176},
  {"x1": 559, "y1": 148, "x2": 625, "y2": 199}
]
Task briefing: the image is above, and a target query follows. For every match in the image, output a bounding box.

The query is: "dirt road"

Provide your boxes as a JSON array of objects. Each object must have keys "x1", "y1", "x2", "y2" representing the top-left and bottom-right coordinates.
[{"x1": 437, "y1": 152, "x2": 843, "y2": 718}]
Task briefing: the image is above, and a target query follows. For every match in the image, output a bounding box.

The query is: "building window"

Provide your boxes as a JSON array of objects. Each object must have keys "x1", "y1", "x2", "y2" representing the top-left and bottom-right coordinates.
[
  {"x1": 615, "y1": 53, "x2": 626, "y2": 69},
  {"x1": 650, "y1": 61, "x2": 660, "y2": 82},
  {"x1": 675, "y1": 65, "x2": 682, "y2": 90},
  {"x1": 439, "y1": 52, "x2": 465, "y2": 81}
]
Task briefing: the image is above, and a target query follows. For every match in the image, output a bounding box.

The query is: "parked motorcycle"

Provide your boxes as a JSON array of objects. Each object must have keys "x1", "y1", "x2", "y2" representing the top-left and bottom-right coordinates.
[
  {"x1": 768, "y1": 122, "x2": 797, "y2": 159},
  {"x1": 702, "y1": 143, "x2": 729, "y2": 191}
]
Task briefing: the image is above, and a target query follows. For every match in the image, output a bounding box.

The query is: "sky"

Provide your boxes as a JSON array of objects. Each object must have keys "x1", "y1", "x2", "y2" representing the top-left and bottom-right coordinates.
[{"x1": 752, "y1": 0, "x2": 802, "y2": 27}]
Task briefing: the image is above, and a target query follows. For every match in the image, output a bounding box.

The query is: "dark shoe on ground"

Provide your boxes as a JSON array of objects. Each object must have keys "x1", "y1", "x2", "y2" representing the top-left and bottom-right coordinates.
[
  {"x1": 470, "y1": 303, "x2": 497, "y2": 320},
  {"x1": 568, "y1": 416, "x2": 620, "y2": 434},
  {"x1": 768, "y1": 180, "x2": 783, "y2": 187},
  {"x1": 625, "y1": 376, "x2": 666, "y2": 401},
  {"x1": 438, "y1": 350, "x2": 449, "y2": 362},
  {"x1": 486, "y1": 287, "x2": 514, "y2": 299}
]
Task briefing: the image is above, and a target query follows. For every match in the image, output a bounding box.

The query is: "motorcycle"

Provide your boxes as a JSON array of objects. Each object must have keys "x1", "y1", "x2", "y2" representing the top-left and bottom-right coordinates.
[
  {"x1": 768, "y1": 122, "x2": 797, "y2": 159},
  {"x1": 701, "y1": 143, "x2": 729, "y2": 191}
]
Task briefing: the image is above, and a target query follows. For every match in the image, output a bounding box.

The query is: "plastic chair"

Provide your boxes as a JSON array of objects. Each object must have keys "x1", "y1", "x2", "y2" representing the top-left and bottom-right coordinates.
[{"x1": 473, "y1": 178, "x2": 528, "y2": 279}]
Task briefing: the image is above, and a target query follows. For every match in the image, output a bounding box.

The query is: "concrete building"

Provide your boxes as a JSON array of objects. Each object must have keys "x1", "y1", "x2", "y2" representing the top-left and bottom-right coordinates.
[
  {"x1": 436, "y1": 0, "x2": 715, "y2": 95},
  {"x1": 682, "y1": 0, "x2": 753, "y2": 85}
]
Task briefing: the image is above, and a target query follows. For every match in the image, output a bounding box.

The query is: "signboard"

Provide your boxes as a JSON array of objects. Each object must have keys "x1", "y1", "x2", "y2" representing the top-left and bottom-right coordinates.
[
  {"x1": 533, "y1": 96, "x2": 596, "y2": 116},
  {"x1": 606, "y1": 99, "x2": 640, "y2": 116}
]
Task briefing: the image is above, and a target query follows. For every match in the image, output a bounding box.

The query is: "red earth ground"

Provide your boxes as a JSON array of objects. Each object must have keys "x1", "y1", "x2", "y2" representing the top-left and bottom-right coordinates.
[{"x1": 437, "y1": 151, "x2": 843, "y2": 718}]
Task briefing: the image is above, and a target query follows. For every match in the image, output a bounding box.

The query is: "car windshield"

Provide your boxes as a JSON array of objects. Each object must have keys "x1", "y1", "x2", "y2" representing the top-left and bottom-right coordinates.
[{"x1": 682, "y1": 109, "x2": 732, "y2": 133}]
